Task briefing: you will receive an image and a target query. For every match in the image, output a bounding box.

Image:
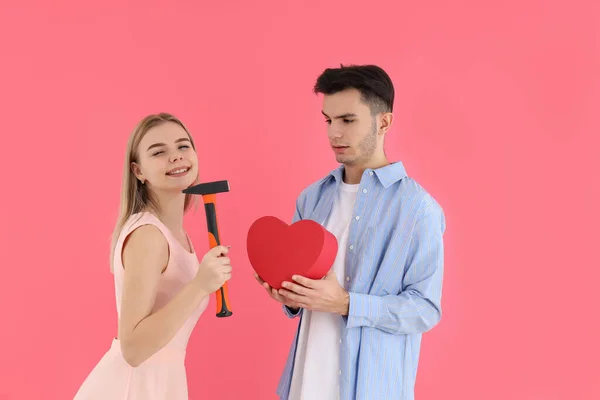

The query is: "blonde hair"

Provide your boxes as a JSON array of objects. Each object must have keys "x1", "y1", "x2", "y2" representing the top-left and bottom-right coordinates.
[{"x1": 109, "y1": 112, "x2": 198, "y2": 272}]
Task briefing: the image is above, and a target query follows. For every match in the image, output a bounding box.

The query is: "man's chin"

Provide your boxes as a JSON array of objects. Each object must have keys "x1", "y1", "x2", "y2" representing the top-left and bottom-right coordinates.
[{"x1": 335, "y1": 155, "x2": 356, "y2": 165}]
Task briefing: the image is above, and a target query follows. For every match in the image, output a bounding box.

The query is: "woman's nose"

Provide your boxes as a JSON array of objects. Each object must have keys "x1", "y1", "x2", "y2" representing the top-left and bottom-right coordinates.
[{"x1": 169, "y1": 153, "x2": 183, "y2": 162}]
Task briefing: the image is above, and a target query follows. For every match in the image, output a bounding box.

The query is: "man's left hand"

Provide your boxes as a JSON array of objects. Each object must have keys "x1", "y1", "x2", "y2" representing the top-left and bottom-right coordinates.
[{"x1": 278, "y1": 271, "x2": 350, "y2": 315}]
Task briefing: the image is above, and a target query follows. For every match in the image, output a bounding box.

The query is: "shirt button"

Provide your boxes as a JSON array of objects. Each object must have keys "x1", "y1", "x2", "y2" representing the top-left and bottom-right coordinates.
[
  {"x1": 338, "y1": 370, "x2": 342, "y2": 375},
  {"x1": 349, "y1": 245, "x2": 354, "y2": 250},
  {"x1": 369, "y1": 171, "x2": 374, "y2": 176},
  {"x1": 346, "y1": 276, "x2": 350, "y2": 282},
  {"x1": 339, "y1": 338, "x2": 342, "y2": 343},
  {"x1": 355, "y1": 216, "x2": 360, "y2": 220},
  {"x1": 362, "y1": 189, "x2": 367, "y2": 193}
]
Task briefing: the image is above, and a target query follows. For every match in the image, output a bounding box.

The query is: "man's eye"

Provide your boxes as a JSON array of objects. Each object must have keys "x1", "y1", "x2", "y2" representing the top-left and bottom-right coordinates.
[
  {"x1": 343, "y1": 119, "x2": 354, "y2": 123},
  {"x1": 325, "y1": 119, "x2": 331, "y2": 124},
  {"x1": 179, "y1": 145, "x2": 190, "y2": 149}
]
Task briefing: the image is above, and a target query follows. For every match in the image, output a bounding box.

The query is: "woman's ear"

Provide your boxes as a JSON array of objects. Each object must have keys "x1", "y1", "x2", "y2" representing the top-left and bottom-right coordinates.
[{"x1": 131, "y1": 162, "x2": 145, "y2": 184}]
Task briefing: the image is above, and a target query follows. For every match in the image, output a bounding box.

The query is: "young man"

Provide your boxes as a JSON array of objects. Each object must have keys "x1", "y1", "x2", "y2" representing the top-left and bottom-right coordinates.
[{"x1": 255, "y1": 64, "x2": 446, "y2": 400}]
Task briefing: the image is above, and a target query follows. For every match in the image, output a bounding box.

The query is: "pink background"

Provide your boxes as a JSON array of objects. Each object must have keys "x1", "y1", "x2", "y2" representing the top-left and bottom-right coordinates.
[{"x1": 1, "y1": 1, "x2": 599, "y2": 399}]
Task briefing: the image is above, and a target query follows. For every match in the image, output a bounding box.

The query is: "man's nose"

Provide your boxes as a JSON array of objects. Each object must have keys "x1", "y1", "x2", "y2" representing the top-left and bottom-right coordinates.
[{"x1": 329, "y1": 128, "x2": 343, "y2": 139}]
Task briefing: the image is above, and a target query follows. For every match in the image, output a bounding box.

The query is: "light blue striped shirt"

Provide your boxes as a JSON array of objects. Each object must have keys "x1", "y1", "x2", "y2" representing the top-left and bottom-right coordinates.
[{"x1": 276, "y1": 161, "x2": 446, "y2": 400}]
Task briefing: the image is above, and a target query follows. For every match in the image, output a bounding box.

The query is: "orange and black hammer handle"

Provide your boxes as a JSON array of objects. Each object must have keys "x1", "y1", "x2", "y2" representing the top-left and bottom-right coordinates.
[{"x1": 203, "y1": 194, "x2": 233, "y2": 318}]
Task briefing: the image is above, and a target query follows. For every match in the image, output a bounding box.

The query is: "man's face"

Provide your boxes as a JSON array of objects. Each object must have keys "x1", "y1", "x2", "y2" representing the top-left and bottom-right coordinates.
[{"x1": 321, "y1": 88, "x2": 379, "y2": 166}]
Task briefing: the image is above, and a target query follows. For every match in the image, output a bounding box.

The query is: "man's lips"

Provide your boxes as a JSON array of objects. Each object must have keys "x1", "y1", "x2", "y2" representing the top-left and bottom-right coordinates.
[{"x1": 332, "y1": 145, "x2": 349, "y2": 153}]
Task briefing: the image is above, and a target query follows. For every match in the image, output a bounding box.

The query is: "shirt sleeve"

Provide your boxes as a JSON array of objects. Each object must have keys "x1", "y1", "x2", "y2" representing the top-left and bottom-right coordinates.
[
  {"x1": 283, "y1": 305, "x2": 303, "y2": 318},
  {"x1": 344, "y1": 200, "x2": 446, "y2": 334}
]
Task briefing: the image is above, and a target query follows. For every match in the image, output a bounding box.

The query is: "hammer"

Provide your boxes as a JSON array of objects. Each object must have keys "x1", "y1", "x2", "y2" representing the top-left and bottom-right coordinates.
[{"x1": 183, "y1": 180, "x2": 233, "y2": 318}]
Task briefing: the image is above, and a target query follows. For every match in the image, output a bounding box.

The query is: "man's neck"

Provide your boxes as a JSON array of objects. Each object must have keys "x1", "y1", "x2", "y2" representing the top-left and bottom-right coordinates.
[{"x1": 343, "y1": 156, "x2": 390, "y2": 184}]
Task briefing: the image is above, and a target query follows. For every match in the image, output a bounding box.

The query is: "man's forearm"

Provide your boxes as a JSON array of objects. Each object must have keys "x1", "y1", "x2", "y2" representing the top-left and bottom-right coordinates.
[
  {"x1": 344, "y1": 289, "x2": 441, "y2": 334},
  {"x1": 339, "y1": 291, "x2": 350, "y2": 316},
  {"x1": 344, "y1": 202, "x2": 445, "y2": 335}
]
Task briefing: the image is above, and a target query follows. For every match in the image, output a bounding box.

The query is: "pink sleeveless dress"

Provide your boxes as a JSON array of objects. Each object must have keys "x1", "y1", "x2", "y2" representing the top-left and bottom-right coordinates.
[{"x1": 73, "y1": 212, "x2": 209, "y2": 400}]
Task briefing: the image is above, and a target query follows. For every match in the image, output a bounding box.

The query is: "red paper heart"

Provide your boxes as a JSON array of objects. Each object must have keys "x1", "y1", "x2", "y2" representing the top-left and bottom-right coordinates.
[{"x1": 247, "y1": 216, "x2": 338, "y2": 290}]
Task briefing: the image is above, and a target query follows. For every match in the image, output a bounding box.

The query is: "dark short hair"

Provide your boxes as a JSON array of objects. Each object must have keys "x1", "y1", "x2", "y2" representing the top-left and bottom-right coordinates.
[{"x1": 313, "y1": 64, "x2": 394, "y2": 114}]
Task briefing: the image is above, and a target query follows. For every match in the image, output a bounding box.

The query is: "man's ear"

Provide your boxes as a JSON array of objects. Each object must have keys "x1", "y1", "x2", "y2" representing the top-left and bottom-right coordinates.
[{"x1": 378, "y1": 112, "x2": 393, "y2": 136}]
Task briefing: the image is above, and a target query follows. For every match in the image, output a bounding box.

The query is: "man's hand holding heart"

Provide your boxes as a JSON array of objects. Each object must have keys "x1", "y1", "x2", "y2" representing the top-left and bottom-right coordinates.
[
  {"x1": 254, "y1": 273, "x2": 304, "y2": 311},
  {"x1": 249, "y1": 216, "x2": 346, "y2": 314},
  {"x1": 277, "y1": 271, "x2": 350, "y2": 316}
]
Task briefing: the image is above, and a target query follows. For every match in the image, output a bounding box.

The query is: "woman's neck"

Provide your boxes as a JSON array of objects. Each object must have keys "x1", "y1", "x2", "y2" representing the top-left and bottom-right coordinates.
[{"x1": 147, "y1": 192, "x2": 186, "y2": 234}]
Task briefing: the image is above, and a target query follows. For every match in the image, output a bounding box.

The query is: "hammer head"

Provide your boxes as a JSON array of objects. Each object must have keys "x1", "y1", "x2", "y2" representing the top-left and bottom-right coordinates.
[{"x1": 183, "y1": 180, "x2": 229, "y2": 196}]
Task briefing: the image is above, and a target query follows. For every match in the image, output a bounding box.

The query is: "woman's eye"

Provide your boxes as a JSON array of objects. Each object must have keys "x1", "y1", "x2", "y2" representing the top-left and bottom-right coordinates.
[
  {"x1": 152, "y1": 150, "x2": 164, "y2": 156},
  {"x1": 179, "y1": 145, "x2": 190, "y2": 149}
]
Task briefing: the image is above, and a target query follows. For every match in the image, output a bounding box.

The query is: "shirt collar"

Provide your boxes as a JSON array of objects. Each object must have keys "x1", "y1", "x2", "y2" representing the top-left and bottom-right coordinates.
[{"x1": 328, "y1": 161, "x2": 407, "y2": 188}]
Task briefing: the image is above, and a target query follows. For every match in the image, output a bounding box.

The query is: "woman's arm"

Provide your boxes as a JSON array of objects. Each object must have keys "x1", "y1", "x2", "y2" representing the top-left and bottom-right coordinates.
[{"x1": 116, "y1": 224, "x2": 227, "y2": 367}]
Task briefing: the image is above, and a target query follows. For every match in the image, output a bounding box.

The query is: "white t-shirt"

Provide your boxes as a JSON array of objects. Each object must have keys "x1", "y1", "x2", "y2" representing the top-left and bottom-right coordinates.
[{"x1": 288, "y1": 180, "x2": 359, "y2": 400}]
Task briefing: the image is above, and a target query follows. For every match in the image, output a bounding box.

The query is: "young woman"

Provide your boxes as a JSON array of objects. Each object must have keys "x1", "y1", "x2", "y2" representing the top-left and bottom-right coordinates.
[{"x1": 74, "y1": 113, "x2": 232, "y2": 399}]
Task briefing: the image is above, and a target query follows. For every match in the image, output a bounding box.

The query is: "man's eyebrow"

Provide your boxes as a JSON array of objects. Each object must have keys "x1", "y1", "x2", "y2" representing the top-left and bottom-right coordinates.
[{"x1": 321, "y1": 110, "x2": 358, "y2": 119}]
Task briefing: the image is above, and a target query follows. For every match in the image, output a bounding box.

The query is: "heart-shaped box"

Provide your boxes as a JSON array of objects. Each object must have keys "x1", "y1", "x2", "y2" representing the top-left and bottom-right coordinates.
[{"x1": 247, "y1": 216, "x2": 338, "y2": 289}]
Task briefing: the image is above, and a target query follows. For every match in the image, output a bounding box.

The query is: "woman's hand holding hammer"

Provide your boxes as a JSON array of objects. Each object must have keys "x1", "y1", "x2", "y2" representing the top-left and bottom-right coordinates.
[{"x1": 195, "y1": 245, "x2": 232, "y2": 294}]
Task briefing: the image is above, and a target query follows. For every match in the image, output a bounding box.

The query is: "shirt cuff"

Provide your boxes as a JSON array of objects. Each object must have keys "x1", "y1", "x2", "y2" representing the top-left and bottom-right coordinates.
[
  {"x1": 344, "y1": 292, "x2": 382, "y2": 328},
  {"x1": 283, "y1": 305, "x2": 302, "y2": 318}
]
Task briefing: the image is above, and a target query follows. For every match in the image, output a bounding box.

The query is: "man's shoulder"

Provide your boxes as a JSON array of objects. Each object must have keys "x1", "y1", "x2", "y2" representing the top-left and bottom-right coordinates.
[
  {"x1": 400, "y1": 178, "x2": 445, "y2": 233},
  {"x1": 297, "y1": 174, "x2": 331, "y2": 197},
  {"x1": 399, "y1": 175, "x2": 444, "y2": 217},
  {"x1": 292, "y1": 170, "x2": 336, "y2": 218}
]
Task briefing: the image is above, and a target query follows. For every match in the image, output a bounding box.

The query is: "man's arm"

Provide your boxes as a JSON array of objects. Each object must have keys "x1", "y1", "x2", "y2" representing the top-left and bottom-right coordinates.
[{"x1": 344, "y1": 201, "x2": 445, "y2": 335}]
